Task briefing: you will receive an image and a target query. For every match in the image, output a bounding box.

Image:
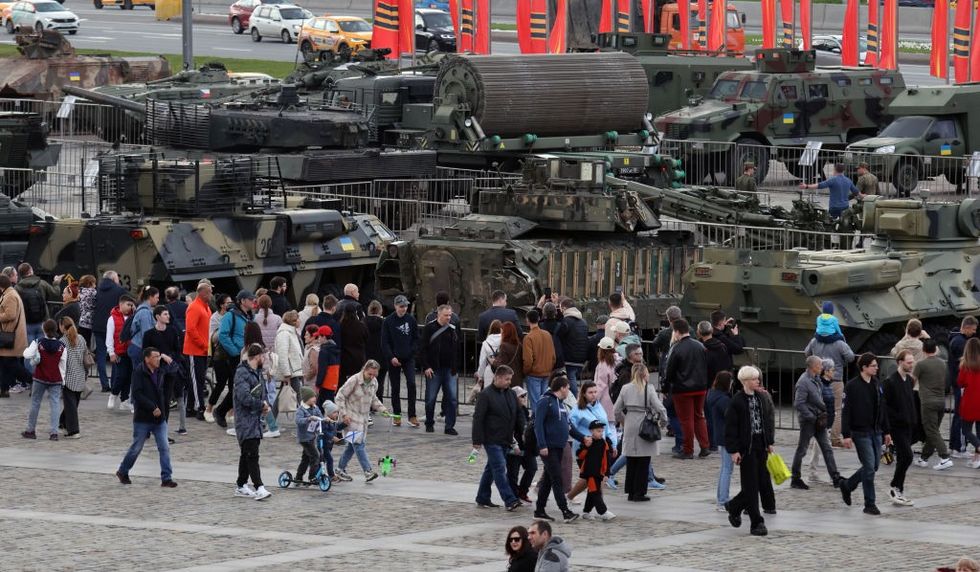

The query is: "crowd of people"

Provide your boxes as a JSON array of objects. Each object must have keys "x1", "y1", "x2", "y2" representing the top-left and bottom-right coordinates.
[{"x1": 2, "y1": 266, "x2": 979, "y2": 569}]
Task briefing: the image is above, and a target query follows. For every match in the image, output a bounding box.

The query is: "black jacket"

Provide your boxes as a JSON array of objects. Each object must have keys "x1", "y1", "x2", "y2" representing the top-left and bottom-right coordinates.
[
  {"x1": 724, "y1": 390, "x2": 775, "y2": 456},
  {"x1": 419, "y1": 319, "x2": 458, "y2": 372},
  {"x1": 304, "y1": 312, "x2": 342, "y2": 350},
  {"x1": 53, "y1": 302, "x2": 80, "y2": 327},
  {"x1": 703, "y1": 336, "x2": 733, "y2": 388},
  {"x1": 472, "y1": 383, "x2": 523, "y2": 447},
  {"x1": 131, "y1": 363, "x2": 168, "y2": 424},
  {"x1": 713, "y1": 326, "x2": 746, "y2": 356},
  {"x1": 557, "y1": 312, "x2": 589, "y2": 366},
  {"x1": 652, "y1": 326, "x2": 672, "y2": 369},
  {"x1": 662, "y1": 336, "x2": 708, "y2": 394},
  {"x1": 842, "y1": 375, "x2": 891, "y2": 438},
  {"x1": 268, "y1": 291, "x2": 291, "y2": 317},
  {"x1": 381, "y1": 312, "x2": 418, "y2": 363},
  {"x1": 166, "y1": 300, "x2": 188, "y2": 333},
  {"x1": 337, "y1": 296, "x2": 365, "y2": 321},
  {"x1": 339, "y1": 318, "x2": 368, "y2": 379},
  {"x1": 92, "y1": 278, "x2": 127, "y2": 334},
  {"x1": 539, "y1": 318, "x2": 564, "y2": 367},
  {"x1": 477, "y1": 305, "x2": 521, "y2": 341},
  {"x1": 585, "y1": 328, "x2": 605, "y2": 373},
  {"x1": 364, "y1": 315, "x2": 384, "y2": 362},
  {"x1": 882, "y1": 371, "x2": 917, "y2": 429},
  {"x1": 507, "y1": 549, "x2": 537, "y2": 572}
]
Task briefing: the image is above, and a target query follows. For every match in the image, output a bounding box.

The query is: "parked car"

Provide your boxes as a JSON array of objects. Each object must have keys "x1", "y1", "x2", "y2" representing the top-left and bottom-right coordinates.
[
  {"x1": 415, "y1": 8, "x2": 455, "y2": 52},
  {"x1": 297, "y1": 15, "x2": 371, "y2": 59},
  {"x1": 228, "y1": 0, "x2": 287, "y2": 34},
  {"x1": 248, "y1": 3, "x2": 311, "y2": 43},
  {"x1": 416, "y1": 0, "x2": 449, "y2": 9},
  {"x1": 4, "y1": 0, "x2": 78, "y2": 34},
  {"x1": 798, "y1": 34, "x2": 868, "y2": 65},
  {"x1": 94, "y1": 0, "x2": 155, "y2": 10}
]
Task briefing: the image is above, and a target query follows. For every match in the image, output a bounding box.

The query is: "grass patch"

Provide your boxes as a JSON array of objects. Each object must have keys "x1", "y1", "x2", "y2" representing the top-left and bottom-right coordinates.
[{"x1": 0, "y1": 45, "x2": 299, "y2": 77}]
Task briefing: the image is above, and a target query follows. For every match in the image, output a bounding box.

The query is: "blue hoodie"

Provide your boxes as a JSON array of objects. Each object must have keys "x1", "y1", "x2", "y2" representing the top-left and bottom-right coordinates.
[
  {"x1": 218, "y1": 307, "x2": 250, "y2": 358},
  {"x1": 534, "y1": 391, "x2": 586, "y2": 451}
]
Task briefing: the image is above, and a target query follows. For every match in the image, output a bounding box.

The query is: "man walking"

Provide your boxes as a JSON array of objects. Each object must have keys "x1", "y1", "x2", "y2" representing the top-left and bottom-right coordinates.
[
  {"x1": 116, "y1": 347, "x2": 176, "y2": 488},
  {"x1": 662, "y1": 319, "x2": 710, "y2": 459},
  {"x1": 556, "y1": 298, "x2": 588, "y2": 396},
  {"x1": 472, "y1": 365, "x2": 523, "y2": 511},
  {"x1": 183, "y1": 282, "x2": 212, "y2": 421},
  {"x1": 382, "y1": 295, "x2": 420, "y2": 428},
  {"x1": 840, "y1": 353, "x2": 891, "y2": 515},
  {"x1": 420, "y1": 305, "x2": 459, "y2": 435},
  {"x1": 534, "y1": 376, "x2": 582, "y2": 523},
  {"x1": 804, "y1": 333, "x2": 856, "y2": 446},
  {"x1": 883, "y1": 350, "x2": 917, "y2": 506},
  {"x1": 724, "y1": 366, "x2": 775, "y2": 537},
  {"x1": 914, "y1": 338, "x2": 954, "y2": 470},
  {"x1": 790, "y1": 356, "x2": 840, "y2": 490},
  {"x1": 522, "y1": 309, "x2": 556, "y2": 407}
]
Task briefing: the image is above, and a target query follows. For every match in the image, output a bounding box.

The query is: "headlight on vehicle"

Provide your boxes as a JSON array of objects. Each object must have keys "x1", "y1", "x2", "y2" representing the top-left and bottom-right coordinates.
[
  {"x1": 441, "y1": 33, "x2": 454, "y2": 39},
  {"x1": 874, "y1": 145, "x2": 895, "y2": 154}
]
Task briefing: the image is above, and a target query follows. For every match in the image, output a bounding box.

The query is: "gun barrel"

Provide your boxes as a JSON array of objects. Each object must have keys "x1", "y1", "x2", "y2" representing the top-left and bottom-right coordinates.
[{"x1": 62, "y1": 85, "x2": 146, "y2": 115}]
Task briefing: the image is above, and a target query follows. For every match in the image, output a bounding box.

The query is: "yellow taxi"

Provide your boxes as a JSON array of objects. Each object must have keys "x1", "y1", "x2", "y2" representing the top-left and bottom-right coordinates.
[
  {"x1": 297, "y1": 15, "x2": 371, "y2": 59},
  {"x1": 94, "y1": 0, "x2": 156, "y2": 10}
]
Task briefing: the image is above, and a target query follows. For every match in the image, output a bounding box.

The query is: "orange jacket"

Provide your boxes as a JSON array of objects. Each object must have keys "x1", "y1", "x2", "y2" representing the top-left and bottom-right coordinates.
[{"x1": 183, "y1": 296, "x2": 213, "y2": 357}]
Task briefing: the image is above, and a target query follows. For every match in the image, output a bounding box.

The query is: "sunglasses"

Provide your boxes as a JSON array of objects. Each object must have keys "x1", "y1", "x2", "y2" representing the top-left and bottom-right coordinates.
[{"x1": 508, "y1": 537, "x2": 522, "y2": 543}]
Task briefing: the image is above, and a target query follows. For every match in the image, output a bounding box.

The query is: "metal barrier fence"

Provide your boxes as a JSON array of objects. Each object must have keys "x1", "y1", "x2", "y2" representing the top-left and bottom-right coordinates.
[
  {"x1": 662, "y1": 218, "x2": 874, "y2": 251},
  {"x1": 660, "y1": 137, "x2": 976, "y2": 198},
  {"x1": 0, "y1": 97, "x2": 144, "y2": 143}
]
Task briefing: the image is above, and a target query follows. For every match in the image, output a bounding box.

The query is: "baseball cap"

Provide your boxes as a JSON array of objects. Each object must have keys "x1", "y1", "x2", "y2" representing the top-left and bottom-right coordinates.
[
  {"x1": 236, "y1": 289, "x2": 256, "y2": 302},
  {"x1": 598, "y1": 336, "x2": 615, "y2": 350},
  {"x1": 317, "y1": 325, "x2": 333, "y2": 338},
  {"x1": 394, "y1": 294, "x2": 409, "y2": 306},
  {"x1": 613, "y1": 321, "x2": 631, "y2": 334},
  {"x1": 595, "y1": 314, "x2": 609, "y2": 326},
  {"x1": 588, "y1": 420, "x2": 606, "y2": 430},
  {"x1": 512, "y1": 386, "x2": 527, "y2": 398}
]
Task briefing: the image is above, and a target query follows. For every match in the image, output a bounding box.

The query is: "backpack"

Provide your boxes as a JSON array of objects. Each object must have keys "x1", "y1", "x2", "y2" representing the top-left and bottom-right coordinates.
[
  {"x1": 19, "y1": 285, "x2": 47, "y2": 324},
  {"x1": 119, "y1": 306, "x2": 146, "y2": 343}
]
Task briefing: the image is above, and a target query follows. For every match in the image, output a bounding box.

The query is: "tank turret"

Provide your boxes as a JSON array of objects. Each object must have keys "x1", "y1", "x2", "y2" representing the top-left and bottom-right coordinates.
[{"x1": 0, "y1": 112, "x2": 61, "y2": 198}]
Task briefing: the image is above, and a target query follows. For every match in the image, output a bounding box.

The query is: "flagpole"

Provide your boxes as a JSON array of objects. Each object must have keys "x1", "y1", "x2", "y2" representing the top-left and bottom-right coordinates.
[
  {"x1": 948, "y1": 1, "x2": 952, "y2": 84},
  {"x1": 487, "y1": 0, "x2": 492, "y2": 53}
]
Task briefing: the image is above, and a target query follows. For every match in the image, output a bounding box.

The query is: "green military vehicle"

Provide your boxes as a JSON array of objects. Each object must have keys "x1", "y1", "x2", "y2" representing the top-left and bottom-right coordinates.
[
  {"x1": 655, "y1": 48, "x2": 906, "y2": 184},
  {"x1": 679, "y1": 195, "x2": 980, "y2": 357},
  {"x1": 0, "y1": 112, "x2": 61, "y2": 198},
  {"x1": 844, "y1": 85, "x2": 979, "y2": 196}
]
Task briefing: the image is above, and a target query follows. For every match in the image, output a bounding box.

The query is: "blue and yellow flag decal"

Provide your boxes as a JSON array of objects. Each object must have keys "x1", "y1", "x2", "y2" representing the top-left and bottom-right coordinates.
[
  {"x1": 782, "y1": 113, "x2": 794, "y2": 124},
  {"x1": 941, "y1": 144, "x2": 952, "y2": 156},
  {"x1": 339, "y1": 237, "x2": 356, "y2": 252}
]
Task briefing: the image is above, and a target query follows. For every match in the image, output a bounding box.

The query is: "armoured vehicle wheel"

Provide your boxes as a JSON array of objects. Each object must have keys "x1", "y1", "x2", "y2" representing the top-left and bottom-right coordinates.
[
  {"x1": 250, "y1": 27, "x2": 261, "y2": 42},
  {"x1": 231, "y1": 17, "x2": 243, "y2": 34},
  {"x1": 5, "y1": 20, "x2": 14, "y2": 33},
  {"x1": 427, "y1": 38, "x2": 439, "y2": 53},
  {"x1": 280, "y1": 29, "x2": 291, "y2": 43},
  {"x1": 892, "y1": 159, "x2": 920, "y2": 197},
  {"x1": 300, "y1": 40, "x2": 313, "y2": 56},
  {"x1": 729, "y1": 137, "x2": 770, "y2": 185},
  {"x1": 93, "y1": 0, "x2": 103, "y2": 7}
]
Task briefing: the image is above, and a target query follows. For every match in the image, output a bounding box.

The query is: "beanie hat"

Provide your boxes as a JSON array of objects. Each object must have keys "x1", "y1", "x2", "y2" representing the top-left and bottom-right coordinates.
[
  {"x1": 821, "y1": 301, "x2": 834, "y2": 314},
  {"x1": 300, "y1": 386, "x2": 316, "y2": 402},
  {"x1": 322, "y1": 400, "x2": 339, "y2": 417}
]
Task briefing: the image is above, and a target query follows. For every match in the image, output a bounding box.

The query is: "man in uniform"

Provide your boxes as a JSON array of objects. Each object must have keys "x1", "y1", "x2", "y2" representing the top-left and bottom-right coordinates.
[
  {"x1": 853, "y1": 162, "x2": 878, "y2": 200},
  {"x1": 734, "y1": 162, "x2": 757, "y2": 193}
]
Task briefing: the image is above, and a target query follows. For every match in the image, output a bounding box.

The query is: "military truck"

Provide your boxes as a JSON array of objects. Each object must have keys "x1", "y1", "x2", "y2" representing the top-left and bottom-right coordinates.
[
  {"x1": 655, "y1": 48, "x2": 905, "y2": 184},
  {"x1": 844, "y1": 85, "x2": 978, "y2": 196},
  {"x1": 679, "y1": 195, "x2": 980, "y2": 357}
]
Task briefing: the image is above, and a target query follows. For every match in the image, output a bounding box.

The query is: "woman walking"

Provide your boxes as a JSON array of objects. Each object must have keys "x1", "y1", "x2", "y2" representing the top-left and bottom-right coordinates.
[
  {"x1": 614, "y1": 362, "x2": 667, "y2": 502},
  {"x1": 59, "y1": 317, "x2": 88, "y2": 439},
  {"x1": 275, "y1": 310, "x2": 305, "y2": 412},
  {"x1": 956, "y1": 337, "x2": 980, "y2": 469},
  {"x1": 567, "y1": 381, "x2": 618, "y2": 504},
  {"x1": 706, "y1": 371, "x2": 733, "y2": 510}
]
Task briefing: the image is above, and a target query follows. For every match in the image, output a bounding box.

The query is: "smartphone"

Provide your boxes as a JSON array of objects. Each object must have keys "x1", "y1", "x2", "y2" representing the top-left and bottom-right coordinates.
[
  {"x1": 544, "y1": 287, "x2": 552, "y2": 298},
  {"x1": 615, "y1": 285, "x2": 623, "y2": 294}
]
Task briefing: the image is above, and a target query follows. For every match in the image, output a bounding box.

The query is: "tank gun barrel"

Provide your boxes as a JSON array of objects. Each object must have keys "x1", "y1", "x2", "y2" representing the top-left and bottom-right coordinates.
[
  {"x1": 62, "y1": 85, "x2": 145, "y2": 115},
  {"x1": 619, "y1": 178, "x2": 778, "y2": 227}
]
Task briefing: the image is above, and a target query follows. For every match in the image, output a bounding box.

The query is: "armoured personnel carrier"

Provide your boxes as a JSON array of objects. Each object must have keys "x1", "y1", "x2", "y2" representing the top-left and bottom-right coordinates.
[
  {"x1": 25, "y1": 153, "x2": 396, "y2": 305},
  {"x1": 0, "y1": 30, "x2": 169, "y2": 100},
  {"x1": 655, "y1": 48, "x2": 905, "y2": 184},
  {"x1": 375, "y1": 154, "x2": 695, "y2": 329},
  {"x1": 680, "y1": 195, "x2": 980, "y2": 356},
  {"x1": 0, "y1": 111, "x2": 61, "y2": 198}
]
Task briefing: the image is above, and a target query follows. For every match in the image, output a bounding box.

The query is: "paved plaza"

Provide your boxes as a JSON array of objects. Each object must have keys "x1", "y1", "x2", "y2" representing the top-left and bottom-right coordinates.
[{"x1": 1, "y1": 386, "x2": 978, "y2": 572}]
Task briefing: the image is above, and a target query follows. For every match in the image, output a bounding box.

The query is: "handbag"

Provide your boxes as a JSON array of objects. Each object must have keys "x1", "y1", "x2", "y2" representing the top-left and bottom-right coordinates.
[
  {"x1": 278, "y1": 381, "x2": 298, "y2": 414},
  {"x1": 766, "y1": 452, "x2": 791, "y2": 485},
  {"x1": 638, "y1": 386, "x2": 662, "y2": 442},
  {"x1": 83, "y1": 350, "x2": 95, "y2": 368}
]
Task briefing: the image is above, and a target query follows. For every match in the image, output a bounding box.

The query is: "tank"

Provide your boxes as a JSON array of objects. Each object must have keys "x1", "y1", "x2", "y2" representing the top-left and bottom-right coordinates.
[
  {"x1": 0, "y1": 30, "x2": 170, "y2": 100},
  {"x1": 0, "y1": 111, "x2": 62, "y2": 198},
  {"x1": 25, "y1": 153, "x2": 396, "y2": 304},
  {"x1": 679, "y1": 195, "x2": 980, "y2": 356},
  {"x1": 375, "y1": 154, "x2": 697, "y2": 329}
]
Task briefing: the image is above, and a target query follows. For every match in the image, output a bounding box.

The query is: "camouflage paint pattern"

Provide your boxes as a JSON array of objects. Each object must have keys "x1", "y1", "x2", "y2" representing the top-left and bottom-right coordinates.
[{"x1": 680, "y1": 196, "x2": 980, "y2": 355}]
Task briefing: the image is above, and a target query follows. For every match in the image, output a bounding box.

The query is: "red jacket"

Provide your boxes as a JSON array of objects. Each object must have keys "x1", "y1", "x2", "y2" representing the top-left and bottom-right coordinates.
[
  {"x1": 183, "y1": 296, "x2": 212, "y2": 357},
  {"x1": 957, "y1": 367, "x2": 980, "y2": 422},
  {"x1": 110, "y1": 306, "x2": 129, "y2": 356}
]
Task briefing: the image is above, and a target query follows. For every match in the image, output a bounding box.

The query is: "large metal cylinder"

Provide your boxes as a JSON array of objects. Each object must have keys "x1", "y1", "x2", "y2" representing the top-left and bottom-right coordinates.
[{"x1": 434, "y1": 52, "x2": 649, "y2": 138}]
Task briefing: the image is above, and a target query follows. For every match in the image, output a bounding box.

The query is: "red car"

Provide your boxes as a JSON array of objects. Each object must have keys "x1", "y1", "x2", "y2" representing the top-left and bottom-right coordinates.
[{"x1": 228, "y1": 0, "x2": 288, "y2": 34}]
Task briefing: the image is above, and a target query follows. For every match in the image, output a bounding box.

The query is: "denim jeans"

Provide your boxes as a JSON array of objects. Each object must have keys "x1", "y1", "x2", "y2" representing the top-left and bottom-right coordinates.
[
  {"x1": 791, "y1": 420, "x2": 838, "y2": 479},
  {"x1": 565, "y1": 365, "x2": 582, "y2": 398},
  {"x1": 525, "y1": 376, "x2": 548, "y2": 409},
  {"x1": 339, "y1": 441, "x2": 373, "y2": 473},
  {"x1": 476, "y1": 443, "x2": 518, "y2": 506},
  {"x1": 846, "y1": 431, "x2": 881, "y2": 508},
  {"x1": 424, "y1": 367, "x2": 457, "y2": 430},
  {"x1": 119, "y1": 420, "x2": 173, "y2": 482},
  {"x1": 950, "y1": 386, "x2": 964, "y2": 452},
  {"x1": 93, "y1": 331, "x2": 111, "y2": 390},
  {"x1": 26, "y1": 381, "x2": 62, "y2": 435},
  {"x1": 110, "y1": 353, "x2": 133, "y2": 402},
  {"x1": 127, "y1": 344, "x2": 143, "y2": 398},
  {"x1": 717, "y1": 444, "x2": 734, "y2": 505}
]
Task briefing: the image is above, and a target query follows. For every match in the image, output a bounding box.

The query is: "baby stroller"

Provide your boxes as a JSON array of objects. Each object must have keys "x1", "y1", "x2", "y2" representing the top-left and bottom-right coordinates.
[{"x1": 277, "y1": 416, "x2": 332, "y2": 493}]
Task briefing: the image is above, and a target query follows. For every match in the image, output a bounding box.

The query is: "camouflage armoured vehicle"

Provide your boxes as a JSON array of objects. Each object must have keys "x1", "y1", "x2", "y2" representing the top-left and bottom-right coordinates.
[
  {"x1": 655, "y1": 48, "x2": 905, "y2": 184},
  {"x1": 375, "y1": 154, "x2": 696, "y2": 329},
  {"x1": 844, "y1": 85, "x2": 979, "y2": 196},
  {"x1": 25, "y1": 153, "x2": 396, "y2": 305},
  {"x1": 680, "y1": 195, "x2": 980, "y2": 356},
  {"x1": 0, "y1": 30, "x2": 169, "y2": 100},
  {"x1": 0, "y1": 111, "x2": 61, "y2": 198}
]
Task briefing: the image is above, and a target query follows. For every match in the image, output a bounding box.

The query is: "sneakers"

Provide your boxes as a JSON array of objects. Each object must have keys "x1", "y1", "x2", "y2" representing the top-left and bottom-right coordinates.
[
  {"x1": 750, "y1": 524, "x2": 769, "y2": 537},
  {"x1": 215, "y1": 415, "x2": 227, "y2": 428},
  {"x1": 561, "y1": 510, "x2": 579, "y2": 523},
  {"x1": 195, "y1": 410, "x2": 205, "y2": 421},
  {"x1": 107, "y1": 394, "x2": 117, "y2": 409},
  {"x1": 49, "y1": 433, "x2": 58, "y2": 441},
  {"x1": 21, "y1": 430, "x2": 36, "y2": 439},
  {"x1": 476, "y1": 500, "x2": 500, "y2": 508},
  {"x1": 262, "y1": 429, "x2": 281, "y2": 438},
  {"x1": 840, "y1": 482, "x2": 852, "y2": 506},
  {"x1": 116, "y1": 471, "x2": 132, "y2": 485},
  {"x1": 393, "y1": 418, "x2": 401, "y2": 427},
  {"x1": 65, "y1": 433, "x2": 81, "y2": 440},
  {"x1": 698, "y1": 449, "x2": 712, "y2": 458},
  {"x1": 518, "y1": 492, "x2": 533, "y2": 504},
  {"x1": 600, "y1": 511, "x2": 616, "y2": 521},
  {"x1": 968, "y1": 458, "x2": 980, "y2": 469},
  {"x1": 672, "y1": 451, "x2": 694, "y2": 460},
  {"x1": 234, "y1": 485, "x2": 256, "y2": 498},
  {"x1": 568, "y1": 496, "x2": 583, "y2": 505},
  {"x1": 605, "y1": 477, "x2": 618, "y2": 490},
  {"x1": 10, "y1": 384, "x2": 26, "y2": 394},
  {"x1": 890, "y1": 487, "x2": 914, "y2": 506},
  {"x1": 225, "y1": 428, "x2": 236, "y2": 436},
  {"x1": 863, "y1": 504, "x2": 881, "y2": 515},
  {"x1": 365, "y1": 471, "x2": 379, "y2": 482},
  {"x1": 253, "y1": 486, "x2": 272, "y2": 500},
  {"x1": 533, "y1": 510, "x2": 555, "y2": 521},
  {"x1": 161, "y1": 480, "x2": 178, "y2": 488},
  {"x1": 933, "y1": 457, "x2": 954, "y2": 471},
  {"x1": 176, "y1": 428, "x2": 188, "y2": 435},
  {"x1": 912, "y1": 456, "x2": 930, "y2": 468},
  {"x1": 407, "y1": 416, "x2": 420, "y2": 428},
  {"x1": 581, "y1": 511, "x2": 595, "y2": 520},
  {"x1": 505, "y1": 500, "x2": 523, "y2": 512},
  {"x1": 119, "y1": 399, "x2": 132, "y2": 412},
  {"x1": 425, "y1": 425, "x2": 435, "y2": 433},
  {"x1": 367, "y1": 416, "x2": 374, "y2": 427},
  {"x1": 648, "y1": 480, "x2": 667, "y2": 490},
  {"x1": 204, "y1": 410, "x2": 215, "y2": 423},
  {"x1": 950, "y1": 450, "x2": 972, "y2": 459},
  {"x1": 335, "y1": 470, "x2": 353, "y2": 482},
  {"x1": 790, "y1": 478, "x2": 810, "y2": 490}
]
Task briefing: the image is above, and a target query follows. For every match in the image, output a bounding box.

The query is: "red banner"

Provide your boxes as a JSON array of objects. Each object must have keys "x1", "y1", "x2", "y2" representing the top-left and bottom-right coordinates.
[
  {"x1": 371, "y1": 0, "x2": 412, "y2": 59},
  {"x1": 459, "y1": 0, "x2": 474, "y2": 52},
  {"x1": 953, "y1": 0, "x2": 971, "y2": 82},
  {"x1": 879, "y1": 0, "x2": 897, "y2": 69},
  {"x1": 779, "y1": 0, "x2": 793, "y2": 47},
  {"x1": 970, "y1": 0, "x2": 980, "y2": 79},
  {"x1": 642, "y1": 0, "x2": 654, "y2": 33},
  {"x1": 474, "y1": 0, "x2": 490, "y2": 54},
  {"x1": 517, "y1": 0, "x2": 548, "y2": 53},
  {"x1": 615, "y1": 0, "x2": 631, "y2": 32},
  {"x1": 599, "y1": 0, "x2": 612, "y2": 33},
  {"x1": 708, "y1": 0, "x2": 725, "y2": 50},
  {"x1": 800, "y1": 0, "x2": 811, "y2": 50},
  {"x1": 761, "y1": 0, "x2": 776, "y2": 49},
  {"x1": 841, "y1": 0, "x2": 859, "y2": 66},
  {"x1": 548, "y1": 0, "x2": 568, "y2": 53},
  {"x1": 931, "y1": 0, "x2": 949, "y2": 78},
  {"x1": 697, "y1": 0, "x2": 707, "y2": 49},
  {"x1": 679, "y1": 0, "x2": 691, "y2": 48},
  {"x1": 865, "y1": 0, "x2": 878, "y2": 66}
]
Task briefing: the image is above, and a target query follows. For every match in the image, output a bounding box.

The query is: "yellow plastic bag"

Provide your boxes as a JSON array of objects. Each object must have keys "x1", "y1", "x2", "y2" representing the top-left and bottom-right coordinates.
[{"x1": 766, "y1": 452, "x2": 791, "y2": 485}]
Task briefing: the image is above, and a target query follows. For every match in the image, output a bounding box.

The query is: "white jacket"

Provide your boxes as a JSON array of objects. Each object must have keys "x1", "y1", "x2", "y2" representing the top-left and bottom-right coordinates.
[
  {"x1": 477, "y1": 333, "x2": 501, "y2": 382},
  {"x1": 275, "y1": 323, "x2": 304, "y2": 380}
]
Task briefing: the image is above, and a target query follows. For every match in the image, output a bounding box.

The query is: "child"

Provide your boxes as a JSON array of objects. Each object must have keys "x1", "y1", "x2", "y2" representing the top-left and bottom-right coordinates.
[
  {"x1": 316, "y1": 325, "x2": 340, "y2": 409},
  {"x1": 815, "y1": 301, "x2": 845, "y2": 343},
  {"x1": 295, "y1": 387, "x2": 333, "y2": 484},
  {"x1": 22, "y1": 319, "x2": 67, "y2": 441},
  {"x1": 578, "y1": 419, "x2": 615, "y2": 521}
]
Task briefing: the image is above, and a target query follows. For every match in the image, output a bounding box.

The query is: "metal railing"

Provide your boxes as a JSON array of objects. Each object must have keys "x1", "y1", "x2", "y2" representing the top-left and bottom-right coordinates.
[{"x1": 662, "y1": 219, "x2": 874, "y2": 251}]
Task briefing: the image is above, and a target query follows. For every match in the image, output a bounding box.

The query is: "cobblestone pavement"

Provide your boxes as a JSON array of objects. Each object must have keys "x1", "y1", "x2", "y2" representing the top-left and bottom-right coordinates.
[{"x1": 1, "y1": 383, "x2": 979, "y2": 571}]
